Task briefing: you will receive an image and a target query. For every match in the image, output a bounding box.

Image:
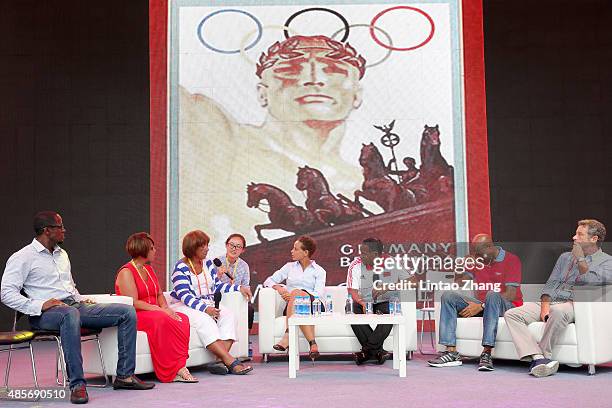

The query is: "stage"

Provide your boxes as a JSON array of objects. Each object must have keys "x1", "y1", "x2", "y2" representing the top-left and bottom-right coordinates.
[{"x1": 2, "y1": 335, "x2": 611, "y2": 407}]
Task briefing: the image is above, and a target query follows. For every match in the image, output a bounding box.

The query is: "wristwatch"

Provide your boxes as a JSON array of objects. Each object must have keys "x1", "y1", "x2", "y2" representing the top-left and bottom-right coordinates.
[{"x1": 577, "y1": 256, "x2": 587, "y2": 263}]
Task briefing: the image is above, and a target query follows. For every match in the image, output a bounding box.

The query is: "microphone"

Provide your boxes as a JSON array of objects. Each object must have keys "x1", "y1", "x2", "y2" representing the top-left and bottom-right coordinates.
[
  {"x1": 214, "y1": 257, "x2": 234, "y2": 279},
  {"x1": 212, "y1": 259, "x2": 223, "y2": 309}
]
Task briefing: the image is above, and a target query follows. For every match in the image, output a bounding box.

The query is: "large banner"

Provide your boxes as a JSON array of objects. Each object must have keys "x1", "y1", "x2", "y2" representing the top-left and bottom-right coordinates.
[{"x1": 150, "y1": 0, "x2": 490, "y2": 288}]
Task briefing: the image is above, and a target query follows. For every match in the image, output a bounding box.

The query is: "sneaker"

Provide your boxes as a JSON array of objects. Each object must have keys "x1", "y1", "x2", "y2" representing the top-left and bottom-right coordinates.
[
  {"x1": 478, "y1": 352, "x2": 494, "y2": 371},
  {"x1": 529, "y1": 358, "x2": 559, "y2": 377},
  {"x1": 427, "y1": 351, "x2": 462, "y2": 367}
]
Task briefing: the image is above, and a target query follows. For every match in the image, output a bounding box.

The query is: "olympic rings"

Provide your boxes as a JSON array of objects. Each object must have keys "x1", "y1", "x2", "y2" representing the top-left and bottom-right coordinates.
[
  {"x1": 283, "y1": 7, "x2": 350, "y2": 42},
  {"x1": 238, "y1": 25, "x2": 299, "y2": 66},
  {"x1": 197, "y1": 9, "x2": 263, "y2": 54},
  {"x1": 331, "y1": 24, "x2": 393, "y2": 68},
  {"x1": 369, "y1": 6, "x2": 435, "y2": 51}
]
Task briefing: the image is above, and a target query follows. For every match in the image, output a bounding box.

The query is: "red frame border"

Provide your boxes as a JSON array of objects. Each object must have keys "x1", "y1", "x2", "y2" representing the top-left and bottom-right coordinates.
[{"x1": 149, "y1": 0, "x2": 491, "y2": 288}]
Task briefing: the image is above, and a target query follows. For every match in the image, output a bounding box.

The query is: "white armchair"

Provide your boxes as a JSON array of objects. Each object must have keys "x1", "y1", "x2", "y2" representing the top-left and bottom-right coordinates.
[
  {"x1": 82, "y1": 291, "x2": 248, "y2": 376},
  {"x1": 258, "y1": 286, "x2": 417, "y2": 361},
  {"x1": 433, "y1": 284, "x2": 612, "y2": 374}
]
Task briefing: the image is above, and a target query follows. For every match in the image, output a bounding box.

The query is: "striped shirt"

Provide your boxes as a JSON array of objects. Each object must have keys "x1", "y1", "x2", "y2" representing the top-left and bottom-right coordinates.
[{"x1": 170, "y1": 258, "x2": 241, "y2": 312}]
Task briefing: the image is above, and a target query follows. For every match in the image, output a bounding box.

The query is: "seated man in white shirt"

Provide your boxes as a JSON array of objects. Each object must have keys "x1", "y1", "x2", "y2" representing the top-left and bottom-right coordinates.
[{"x1": 1, "y1": 211, "x2": 154, "y2": 404}]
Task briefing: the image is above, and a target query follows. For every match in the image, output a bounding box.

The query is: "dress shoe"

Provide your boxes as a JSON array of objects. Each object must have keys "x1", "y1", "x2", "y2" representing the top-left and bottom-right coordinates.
[
  {"x1": 354, "y1": 351, "x2": 370, "y2": 365},
  {"x1": 70, "y1": 384, "x2": 89, "y2": 404},
  {"x1": 113, "y1": 375, "x2": 155, "y2": 390},
  {"x1": 375, "y1": 350, "x2": 390, "y2": 365}
]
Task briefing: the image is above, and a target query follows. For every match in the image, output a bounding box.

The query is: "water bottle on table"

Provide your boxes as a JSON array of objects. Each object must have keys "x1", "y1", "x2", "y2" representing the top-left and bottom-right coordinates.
[
  {"x1": 326, "y1": 294, "x2": 333, "y2": 315},
  {"x1": 312, "y1": 296, "x2": 322, "y2": 316},
  {"x1": 345, "y1": 294, "x2": 353, "y2": 314}
]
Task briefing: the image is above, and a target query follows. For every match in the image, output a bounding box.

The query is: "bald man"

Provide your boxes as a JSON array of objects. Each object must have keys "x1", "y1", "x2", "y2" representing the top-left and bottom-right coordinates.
[{"x1": 428, "y1": 234, "x2": 522, "y2": 371}]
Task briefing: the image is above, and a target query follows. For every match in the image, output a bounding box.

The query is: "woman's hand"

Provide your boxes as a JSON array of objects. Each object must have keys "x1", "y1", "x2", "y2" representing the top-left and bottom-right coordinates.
[
  {"x1": 239, "y1": 286, "x2": 253, "y2": 301},
  {"x1": 162, "y1": 307, "x2": 182, "y2": 321},
  {"x1": 216, "y1": 265, "x2": 228, "y2": 279},
  {"x1": 205, "y1": 307, "x2": 221, "y2": 319},
  {"x1": 274, "y1": 286, "x2": 291, "y2": 302}
]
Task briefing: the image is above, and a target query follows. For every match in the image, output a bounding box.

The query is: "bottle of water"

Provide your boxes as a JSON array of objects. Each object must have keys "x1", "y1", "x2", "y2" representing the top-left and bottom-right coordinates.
[
  {"x1": 312, "y1": 296, "x2": 322, "y2": 317},
  {"x1": 326, "y1": 294, "x2": 333, "y2": 315},
  {"x1": 389, "y1": 298, "x2": 396, "y2": 315},
  {"x1": 345, "y1": 294, "x2": 353, "y2": 314},
  {"x1": 293, "y1": 296, "x2": 300, "y2": 315},
  {"x1": 304, "y1": 296, "x2": 312, "y2": 316},
  {"x1": 298, "y1": 296, "x2": 306, "y2": 316},
  {"x1": 395, "y1": 297, "x2": 402, "y2": 315}
]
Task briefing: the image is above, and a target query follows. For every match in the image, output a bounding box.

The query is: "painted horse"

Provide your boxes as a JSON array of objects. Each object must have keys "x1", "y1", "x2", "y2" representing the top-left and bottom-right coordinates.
[
  {"x1": 354, "y1": 143, "x2": 417, "y2": 212},
  {"x1": 406, "y1": 125, "x2": 454, "y2": 200},
  {"x1": 296, "y1": 165, "x2": 364, "y2": 226},
  {"x1": 246, "y1": 182, "x2": 324, "y2": 242}
]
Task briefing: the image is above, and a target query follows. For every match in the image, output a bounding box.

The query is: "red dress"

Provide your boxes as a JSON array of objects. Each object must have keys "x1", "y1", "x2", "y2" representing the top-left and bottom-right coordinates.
[{"x1": 115, "y1": 262, "x2": 190, "y2": 382}]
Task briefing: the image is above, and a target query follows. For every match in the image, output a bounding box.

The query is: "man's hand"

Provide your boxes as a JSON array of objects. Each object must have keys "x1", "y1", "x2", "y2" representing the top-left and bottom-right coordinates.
[
  {"x1": 459, "y1": 301, "x2": 483, "y2": 317},
  {"x1": 572, "y1": 243, "x2": 585, "y2": 260},
  {"x1": 372, "y1": 289, "x2": 386, "y2": 300},
  {"x1": 239, "y1": 286, "x2": 253, "y2": 301},
  {"x1": 82, "y1": 298, "x2": 96, "y2": 305},
  {"x1": 42, "y1": 298, "x2": 64, "y2": 311},
  {"x1": 540, "y1": 302, "x2": 550, "y2": 322},
  {"x1": 205, "y1": 307, "x2": 221, "y2": 319}
]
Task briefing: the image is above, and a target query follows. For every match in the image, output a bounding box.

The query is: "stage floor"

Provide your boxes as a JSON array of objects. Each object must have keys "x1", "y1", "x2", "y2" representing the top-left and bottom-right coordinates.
[{"x1": 2, "y1": 334, "x2": 611, "y2": 407}]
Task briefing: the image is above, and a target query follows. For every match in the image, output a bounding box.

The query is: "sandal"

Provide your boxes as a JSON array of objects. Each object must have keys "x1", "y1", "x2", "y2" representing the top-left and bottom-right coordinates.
[
  {"x1": 308, "y1": 340, "x2": 320, "y2": 362},
  {"x1": 173, "y1": 367, "x2": 198, "y2": 383},
  {"x1": 273, "y1": 329, "x2": 289, "y2": 352},
  {"x1": 208, "y1": 363, "x2": 229, "y2": 375},
  {"x1": 226, "y1": 358, "x2": 253, "y2": 375},
  {"x1": 273, "y1": 343, "x2": 288, "y2": 352}
]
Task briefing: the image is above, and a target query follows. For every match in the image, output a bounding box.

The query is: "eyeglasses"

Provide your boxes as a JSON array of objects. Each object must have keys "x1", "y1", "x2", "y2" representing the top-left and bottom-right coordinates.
[{"x1": 227, "y1": 243, "x2": 244, "y2": 250}]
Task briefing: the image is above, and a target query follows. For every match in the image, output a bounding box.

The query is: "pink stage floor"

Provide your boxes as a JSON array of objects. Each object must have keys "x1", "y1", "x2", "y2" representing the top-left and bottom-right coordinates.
[{"x1": 2, "y1": 335, "x2": 611, "y2": 407}]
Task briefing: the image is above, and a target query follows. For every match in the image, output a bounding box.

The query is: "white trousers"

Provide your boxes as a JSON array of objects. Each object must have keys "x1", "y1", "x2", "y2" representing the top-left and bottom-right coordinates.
[{"x1": 170, "y1": 303, "x2": 236, "y2": 347}]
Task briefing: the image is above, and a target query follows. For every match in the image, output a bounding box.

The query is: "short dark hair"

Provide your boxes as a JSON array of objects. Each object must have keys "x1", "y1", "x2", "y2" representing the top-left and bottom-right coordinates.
[
  {"x1": 182, "y1": 230, "x2": 210, "y2": 258},
  {"x1": 33, "y1": 211, "x2": 59, "y2": 235},
  {"x1": 225, "y1": 233, "x2": 246, "y2": 248},
  {"x1": 578, "y1": 219, "x2": 606, "y2": 247},
  {"x1": 297, "y1": 235, "x2": 317, "y2": 257},
  {"x1": 362, "y1": 237, "x2": 384, "y2": 255},
  {"x1": 126, "y1": 232, "x2": 155, "y2": 258}
]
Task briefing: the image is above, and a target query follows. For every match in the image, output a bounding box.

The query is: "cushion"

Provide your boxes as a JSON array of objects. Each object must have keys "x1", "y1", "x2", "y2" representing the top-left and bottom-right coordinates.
[
  {"x1": 0, "y1": 331, "x2": 34, "y2": 345},
  {"x1": 455, "y1": 317, "x2": 577, "y2": 346}
]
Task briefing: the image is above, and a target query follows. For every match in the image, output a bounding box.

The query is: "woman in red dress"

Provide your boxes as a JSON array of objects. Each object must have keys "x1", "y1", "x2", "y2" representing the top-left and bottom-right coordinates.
[{"x1": 115, "y1": 232, "x2": 197, "y2": 383}]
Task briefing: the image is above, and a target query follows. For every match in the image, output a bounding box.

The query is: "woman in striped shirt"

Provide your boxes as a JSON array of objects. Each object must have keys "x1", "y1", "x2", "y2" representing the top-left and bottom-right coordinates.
[{"x1": 169, "y1": 230, "x2": 253, "y2": 375}]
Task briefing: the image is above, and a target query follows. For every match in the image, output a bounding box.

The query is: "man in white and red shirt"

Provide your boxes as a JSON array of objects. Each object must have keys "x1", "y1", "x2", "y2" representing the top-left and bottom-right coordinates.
[{"x1": 347, "y1": 238, "x2": 410, "y2": 365}]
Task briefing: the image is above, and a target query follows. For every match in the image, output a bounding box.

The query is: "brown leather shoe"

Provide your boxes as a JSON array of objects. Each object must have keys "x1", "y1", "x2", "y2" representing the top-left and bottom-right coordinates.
[
  {"x1": 70, "y1": 384, "x2": 89, "y2": 404},
  {"x1": 113, "y1": 375, "x2": 155, "y2": 390}
]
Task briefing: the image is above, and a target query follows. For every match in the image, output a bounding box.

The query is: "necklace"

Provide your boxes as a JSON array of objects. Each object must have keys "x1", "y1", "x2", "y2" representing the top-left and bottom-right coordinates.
[
  {"x1": 131, "y1": 260, "x2": 157, "y2": 303},
  {"x1": 225, "y1": 257, "x2": 239, "y2": 280},
  {"x1": 188, "y1": 258, "x2": 211, "y2": 297}
]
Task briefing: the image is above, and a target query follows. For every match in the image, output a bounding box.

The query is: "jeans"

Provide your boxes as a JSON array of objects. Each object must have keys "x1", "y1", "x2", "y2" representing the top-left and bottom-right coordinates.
[
  {"x1": 29, "y1": 297, "x2": 137, "y2": 389},
  {"x1": 438, "y1": 291, "x2": 514, "y2": 348}
]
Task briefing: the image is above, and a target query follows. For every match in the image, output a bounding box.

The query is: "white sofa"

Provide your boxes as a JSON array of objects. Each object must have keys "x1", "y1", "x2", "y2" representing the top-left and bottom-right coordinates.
[
  {"x1": 433, "y1": 284, "x2": 612, "y2": 374},
  {"x1": 259, "y1": 286, "x2": 417, "y2": 361},
  {"x1": 82, "y1": 292, "x2": 248, "y2": 376}
]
